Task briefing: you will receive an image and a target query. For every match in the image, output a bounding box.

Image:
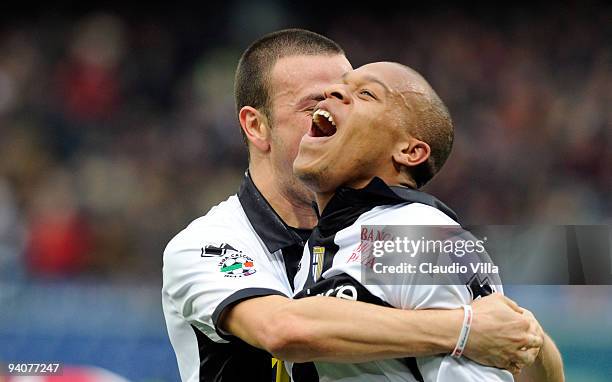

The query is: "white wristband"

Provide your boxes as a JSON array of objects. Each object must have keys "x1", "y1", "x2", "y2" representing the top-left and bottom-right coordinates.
[{"x1": 451, "y1": 304, "x2": 473, "y2": 358}]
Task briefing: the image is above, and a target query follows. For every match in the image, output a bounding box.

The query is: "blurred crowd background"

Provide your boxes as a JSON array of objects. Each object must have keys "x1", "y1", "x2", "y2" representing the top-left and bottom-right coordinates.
[{"x1": 0, "y1": 1, "x2": 610, "y2": 381}]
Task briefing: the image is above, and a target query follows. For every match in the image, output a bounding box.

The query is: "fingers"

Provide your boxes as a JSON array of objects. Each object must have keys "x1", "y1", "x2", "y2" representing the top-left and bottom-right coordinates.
[
  {"x1": 505, "y1": 346, "x2": 539, "y2": 374},
  {"x1": 496, "y1": 307, "x2": 543, "y2": 372},
  {"x1": 507, "y1": 362, "x2": 523, "y2": 375},
  {"x1": 505, "y1": 357, "x2": 526, "y2": 374},
  {"x1": 499, "y1": 294, "x2": 523, "y2": 314},
  {"x1": 529, "y1": 333, "x2": 544, "y2": 349},
  {"x1": 491, "y1": 293, "x2": 523, "y2": 313},
  {"x1": 521, "y1": 309, "x2": 545, "y2": 350},
  {"x1": 506, "y1": 310, "x2": 542, "y2": 372},
  {"x1": 466, "y1": 295, "x2": 545, "y2": 371},
  {"x1": 473, "y1": 292, "x2": 522, "y2": 314},
  {"x1": 516, "y1": 346, "x2": 539, "y2": 365}
]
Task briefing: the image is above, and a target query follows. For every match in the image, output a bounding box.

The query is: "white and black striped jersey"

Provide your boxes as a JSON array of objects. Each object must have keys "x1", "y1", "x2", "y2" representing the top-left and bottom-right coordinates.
[
  {"x1": 162, "y1": 172, "x2": 317, "y2": 382},
  {"x1": 292, "y1": 177, "x2": 511, "y2": 382}
]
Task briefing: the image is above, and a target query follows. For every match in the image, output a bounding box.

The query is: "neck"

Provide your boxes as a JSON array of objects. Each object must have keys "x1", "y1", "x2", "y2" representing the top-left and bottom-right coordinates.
[
  {"x1": 314, "y1": 172, "x2": 417, "y2": 214},
  {"x1": 314, "y1": 177, "x2": 371, "y2": 214},
  {"x1": 249, "y1": 162, "x2": 317, "y2": 229},
  {"x1": 314, "y1": 191, "x2": 335, "y2": 215}
]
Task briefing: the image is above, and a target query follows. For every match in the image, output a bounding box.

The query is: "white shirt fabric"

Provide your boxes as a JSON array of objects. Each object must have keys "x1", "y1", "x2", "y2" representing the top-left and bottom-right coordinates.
[
  {"x1": 293, "y1": 191, "x2": 511, "y2": 382},
  {"x1": 162, "y1": 185, "x2": 297, "y2": 382}
]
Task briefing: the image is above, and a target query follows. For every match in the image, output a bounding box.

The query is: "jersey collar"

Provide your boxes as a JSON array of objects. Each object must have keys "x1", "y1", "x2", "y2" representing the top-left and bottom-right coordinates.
[
  {"x1": 317, "y1": 177, "x2": 458, "y2": 234},
  {"x1": 238, "y1": 171, "x2": 308, "y2": 253}
]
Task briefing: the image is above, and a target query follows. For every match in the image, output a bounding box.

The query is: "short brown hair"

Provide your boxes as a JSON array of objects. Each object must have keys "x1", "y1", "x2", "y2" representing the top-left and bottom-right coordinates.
[{"x1": 234, "y1": 29, "x2": 344, "y2": 144}]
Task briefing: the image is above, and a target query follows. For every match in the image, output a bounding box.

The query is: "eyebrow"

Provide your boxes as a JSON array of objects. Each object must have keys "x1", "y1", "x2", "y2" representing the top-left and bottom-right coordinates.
[{"x1": 341, "y1": 72, "x2": 390, "y2": 93}]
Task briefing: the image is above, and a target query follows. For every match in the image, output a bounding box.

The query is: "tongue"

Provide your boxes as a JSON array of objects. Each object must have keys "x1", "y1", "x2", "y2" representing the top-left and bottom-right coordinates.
[
  {"x1": 321, "y1": 124, "x2": 336, "y2": 136},
  {"x1": 313, "y1": 114, "x2": 336, "y2": 137},
  {"x1": 311, "y1": 122, "x2": 335, "y2": 137},
  {"x1": 311, "y1": 123, "x2": 326, "y2": 137}
]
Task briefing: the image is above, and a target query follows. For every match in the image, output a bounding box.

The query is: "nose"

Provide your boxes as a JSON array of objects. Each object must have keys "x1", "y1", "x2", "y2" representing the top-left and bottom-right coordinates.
[{"x1": 324, "y1": 83, "x2": 350, "y2": 104}]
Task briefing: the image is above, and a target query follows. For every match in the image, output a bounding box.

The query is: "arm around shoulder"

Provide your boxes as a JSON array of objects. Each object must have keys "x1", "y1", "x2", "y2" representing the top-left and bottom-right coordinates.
[{"x1": 220, "y1": 294, "x2": 465, "y2": 363}]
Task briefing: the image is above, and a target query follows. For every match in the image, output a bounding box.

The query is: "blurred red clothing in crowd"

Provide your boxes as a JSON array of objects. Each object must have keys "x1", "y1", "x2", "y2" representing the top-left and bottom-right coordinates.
[
  {"x1": 56, "y1": 61, "x2": 121, "y2": 122},
  {"x1": 25, "y1": 212, "x2": 92, "y2": 277}
]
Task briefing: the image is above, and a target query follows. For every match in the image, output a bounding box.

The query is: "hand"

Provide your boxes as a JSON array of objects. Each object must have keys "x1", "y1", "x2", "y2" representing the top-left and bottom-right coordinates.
[
  {"x1": 463, "y1": 293, "x2": 544, "y2": 374},
  {"x1": 513, "y1": 333, "x2": 566, "y2": 382}
]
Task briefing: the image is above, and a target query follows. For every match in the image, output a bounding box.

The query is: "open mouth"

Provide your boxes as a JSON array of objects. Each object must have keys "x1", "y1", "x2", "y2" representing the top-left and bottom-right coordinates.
[{"x1": 309, "y1": 109, "x2": 337, "y2": 138}]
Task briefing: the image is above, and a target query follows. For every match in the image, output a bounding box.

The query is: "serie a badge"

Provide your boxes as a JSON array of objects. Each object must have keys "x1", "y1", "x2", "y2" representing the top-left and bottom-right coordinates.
[{"x1": 218, "y1": 253, "x2": 256, "y2": 278}]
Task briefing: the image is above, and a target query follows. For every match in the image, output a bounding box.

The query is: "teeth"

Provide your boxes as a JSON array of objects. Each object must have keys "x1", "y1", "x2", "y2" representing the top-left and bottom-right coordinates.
[
  {"x1": 313, "y1": 109, "x2": 330, "y2": 118},
  {"x1": 327, "y1": 115, "x2": 336, "y2": 126},
  {"x1": 313, "y1": 109, "x2": 336, "y2": 127}
]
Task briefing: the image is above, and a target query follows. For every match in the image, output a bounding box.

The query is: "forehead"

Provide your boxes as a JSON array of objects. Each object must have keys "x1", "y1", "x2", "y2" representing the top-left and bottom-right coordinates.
[
  {"x1": 269, "y1": 54, "x2": 352, "y2": 102},
  {"x1": 349, "y1": 63, "x2": 428, "y2": 95}
]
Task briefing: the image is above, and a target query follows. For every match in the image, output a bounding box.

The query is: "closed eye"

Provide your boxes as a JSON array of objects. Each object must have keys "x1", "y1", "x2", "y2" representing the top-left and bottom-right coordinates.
[
  {"x1": 301, "y1": 104, "x2": 319, "y2": 115},
  {"x1": 359, "y1": 89, "x2": 376, "y2": 99}
]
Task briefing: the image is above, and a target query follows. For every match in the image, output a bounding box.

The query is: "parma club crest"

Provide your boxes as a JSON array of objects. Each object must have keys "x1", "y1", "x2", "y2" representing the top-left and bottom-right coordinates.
[
  {"x1": 218, "y1": 253, "x2": 256, "y2": 278},
  {"x1": 311, "y1": 246, "x2": 325, "y2": 282}
]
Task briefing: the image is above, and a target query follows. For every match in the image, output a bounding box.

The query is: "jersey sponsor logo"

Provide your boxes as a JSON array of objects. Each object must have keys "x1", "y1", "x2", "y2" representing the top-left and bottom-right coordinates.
[
  {"x1": 346, "y1": 247, "x2": 377, "y2": 270},
  {"x1": 312, "y1": 284, "x2": 358, "y2": 300},
  {"x1": 360, "y1": 227, "x2": 392, "y2": 242},
  {"x1": 311, "y1": 246, "x2": 325, "y2": 282},
  {"x1": 218, "y1": 253, "x2": 256, "y2": 277},
  {"x1": 201, "y1": 243, "x2": 241, "y2": 258},
  {"x1": 347, "y1": 241, "x2": 368, "y2": 261}
]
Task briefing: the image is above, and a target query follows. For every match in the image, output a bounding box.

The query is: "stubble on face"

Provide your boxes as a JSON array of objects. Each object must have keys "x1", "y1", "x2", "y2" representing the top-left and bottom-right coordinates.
[{"x1": 266, "y1": 54, "x2": 352, "y2": 208}]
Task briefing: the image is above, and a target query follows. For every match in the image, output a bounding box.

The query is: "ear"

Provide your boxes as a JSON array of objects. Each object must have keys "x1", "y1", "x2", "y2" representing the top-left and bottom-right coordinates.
[
  {"x1": 239, "y1": 106, "x2": 271, "y2": 153},
  {"x1": 392, "y1": 137, "x2": 431, "y2": 169}
]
